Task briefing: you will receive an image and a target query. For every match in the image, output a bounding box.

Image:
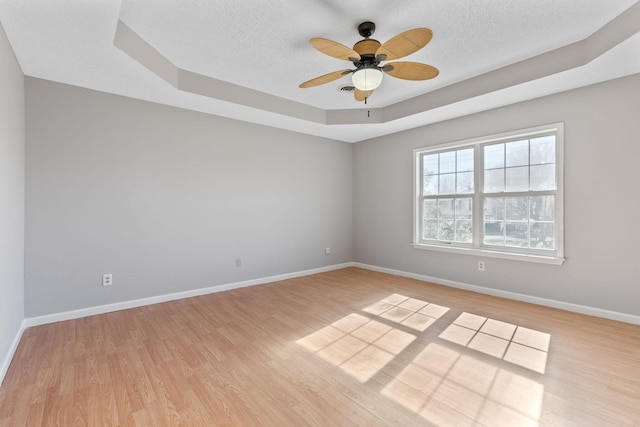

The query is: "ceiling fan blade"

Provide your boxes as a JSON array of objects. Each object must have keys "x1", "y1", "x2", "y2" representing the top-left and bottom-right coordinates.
[
  {"x1": 376, "y1": 28, "x2": 433, "y2": 60},
  {"x1": 310, "y1": 38, "x2": 361, "y2": 61},
  {"x1": 384, "y1": 62, "x2": 439, "y2": 81},
  {"x1": 354, "y1": 89, "x2": 373, "y2": 102},
  {"x1": 299, "y1": 69, "x2": 352, "y2": 88}
]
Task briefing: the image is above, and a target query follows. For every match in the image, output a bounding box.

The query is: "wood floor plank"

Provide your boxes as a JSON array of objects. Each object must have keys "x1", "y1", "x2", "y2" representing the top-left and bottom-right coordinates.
[{"x1": 1, "y1": 267, "x2": 640, "y2": 425}]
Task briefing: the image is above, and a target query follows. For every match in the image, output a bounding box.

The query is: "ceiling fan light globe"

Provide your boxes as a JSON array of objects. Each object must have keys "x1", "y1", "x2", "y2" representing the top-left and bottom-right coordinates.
[{"x1": 352, "y1": 68, "x2": 383, "y2": 91}]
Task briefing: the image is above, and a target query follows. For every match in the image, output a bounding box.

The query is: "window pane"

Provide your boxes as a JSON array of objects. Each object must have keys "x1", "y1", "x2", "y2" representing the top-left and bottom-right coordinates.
[
  {"x1": 456, "y1": 220, "x2": 472, "y2": 243},
  {"x1": 440, "y1": 151, "x2": 455, "y2": 173},
  {"x1": 457, "y1": 148, "x2": 474, "y2": 172},
  {"x1": 422, "y1": 198, "x2": 475, "y2": 243},
  {"x1": 484, "y1": 169, "x2": 504, "y2": 193},
  {"x1": 530, "y1": 136, "x2": 555, "y2": 165},
  {"x1": 423, "y1": 219, "x2": 438, "y2": 240},
  {"x1": 423, "y1": 154, "x2": 439, "y2": 175},
  {"x1": 484, "y1": 197, "x2": 504, "y2": 221},
  {"x1": 506, "y1": 139, "x2": 529, "y2": 167},
  {"x1": 423, "y1": 175, "x2": 438, "y2": 195},
  {"x1": 484, "y1": 221, "x2": 504, "y2": 245},
  {"x1": 456, "y1": 171, "x2": 474, "y2": 194},
  {"x1": 484, "y1": 144, "x2": 504, "y2": 169},
  {"x1": 505, "y1": 197, "x2": 528, "y2": 221},
  {"x1": 440, "y1": 173, "x2": 455, "y2": 194},
  {"x1": 438, "y1": 220, "x2": 455, "y2": 241},
  {"x1": 530, "y1": 222, "x2": 555, "y2": 250},
  {"x1": 438, "y1": 199, "x2": 454, "y2": 219},
  {"x1": 484, "y1": 197, "x2": 504, "y2": 245},
  {"x1": 530, "y1": 196, "x2": 554, "y2": 221},
  {"x1": 456, "y1": 198, "x2": 473, "y2": 220},
  {"x1": 506, "y1": 166, "x2": 529, "y2": 192},
  {"x1": 530, "y1": 164, "x2": 555, "y2": 191},
  {"x1": 505, "y1": 222, "x2": 528, "y2": 247},
  {"x1": 423, "y1": 199, "x2": 437, "y2": 218}
]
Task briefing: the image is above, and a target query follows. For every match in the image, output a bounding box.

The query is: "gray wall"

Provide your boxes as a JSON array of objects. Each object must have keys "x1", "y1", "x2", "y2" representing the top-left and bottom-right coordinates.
[
  {"x1": 25, "y1": 78, "x2": 353, "y2": 317},
  {"x1": 0, "y1": 23, "x2": 25, "y2": 379},
  {"x1": 353, "y1": 73, "x2": 640, "y2": 317},
  {"x1": 19, "y1": 59, "x2": 640, "y2": 321}
]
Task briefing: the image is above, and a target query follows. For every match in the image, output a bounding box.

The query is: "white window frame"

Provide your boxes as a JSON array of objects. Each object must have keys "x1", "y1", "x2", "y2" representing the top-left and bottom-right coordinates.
[{"x1": 413, "y1": 123, "x2": 565, "y2": 265}]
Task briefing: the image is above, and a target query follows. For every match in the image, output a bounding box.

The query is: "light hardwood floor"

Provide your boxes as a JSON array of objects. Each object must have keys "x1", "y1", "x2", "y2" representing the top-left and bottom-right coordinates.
[{"x1": 1, "y1": 267, "x2": 639, "y2": 426}]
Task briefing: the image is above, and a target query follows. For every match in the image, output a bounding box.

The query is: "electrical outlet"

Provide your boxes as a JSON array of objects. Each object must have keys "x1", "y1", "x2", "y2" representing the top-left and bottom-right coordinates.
[
  {"x1": 102, "y1": 273, "x2": 113, "y2": 286},
  {"x1": 325, "y1": 247, "x2": 331, "y2": 255},
  {"x1": 478, "y1": 261, "x2": 485, "y2": 271},
  {"x1": 236, "y1": 258, "x2": 242, "y2": 268}
]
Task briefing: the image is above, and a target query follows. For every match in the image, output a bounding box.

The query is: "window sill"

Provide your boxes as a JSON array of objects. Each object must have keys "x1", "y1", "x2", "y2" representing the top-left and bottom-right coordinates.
[{"x1": 412, "y1": 243, "x2": 565, "y2": 265}]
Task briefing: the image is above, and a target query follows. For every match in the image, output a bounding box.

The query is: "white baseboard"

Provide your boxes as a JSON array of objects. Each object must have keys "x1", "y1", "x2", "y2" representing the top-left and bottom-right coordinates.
[
  {"x1": 5, "y1": 260, "x2": 638, "y2": 387},
  {"x1": 0, "y1": 319, "x2": 27, "y2": 387},
  {"x1": 16, "y1": 260, "x2": 639, "y2": 357},
  {"x1": 354, "y1": 262, "x2": 640, "y2": 325},
  {"x1": 25, "y1": 262, "x2": 354, "y2": 328}
]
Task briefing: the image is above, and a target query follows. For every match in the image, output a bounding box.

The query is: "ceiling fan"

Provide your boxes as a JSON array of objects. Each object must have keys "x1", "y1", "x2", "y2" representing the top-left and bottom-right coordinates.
[{"x1": 299, "y1": 21, "x2": 439, "y2": 102}]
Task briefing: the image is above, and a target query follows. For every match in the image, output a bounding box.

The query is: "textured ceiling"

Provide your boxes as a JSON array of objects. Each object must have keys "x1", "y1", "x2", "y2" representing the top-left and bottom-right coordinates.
[{"x1": 1, "y1": 1, "x2": 640, "y2": 142}]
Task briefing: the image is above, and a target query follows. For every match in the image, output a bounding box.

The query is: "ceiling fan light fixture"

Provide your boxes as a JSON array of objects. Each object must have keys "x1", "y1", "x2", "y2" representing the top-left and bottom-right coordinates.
[{"x1": 352, "y1": 67, "x2": 383, "y2": 91}]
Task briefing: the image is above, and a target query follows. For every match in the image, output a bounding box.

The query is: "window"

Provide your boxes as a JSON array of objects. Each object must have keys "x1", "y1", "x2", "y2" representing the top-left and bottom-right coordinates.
[{"x1": 414, "y1": 124, "x2": 564, "y2": 264}]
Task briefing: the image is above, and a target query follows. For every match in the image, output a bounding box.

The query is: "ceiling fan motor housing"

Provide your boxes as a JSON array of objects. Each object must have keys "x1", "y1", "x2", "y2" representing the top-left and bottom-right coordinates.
[
  {"x1": 354, "y1": 21, "x2": 382, "y2": 68},
  {"x1": 353, "y1": 39, "x2": 381, "y2": 57},
  {"x1": 352, "y1": 39, "x2": 383, "y2": 73}
]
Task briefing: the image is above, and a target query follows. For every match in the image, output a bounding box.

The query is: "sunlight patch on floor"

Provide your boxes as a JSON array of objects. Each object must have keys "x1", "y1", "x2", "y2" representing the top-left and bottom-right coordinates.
[
  {"x1": 297, "y1": 294, "x2": 450, "y2": 382},
  {"x1": 364, "y1": 294, "x2": 450, "y2": 332},
  {"x1": 440, "y1": 312, "x2": 550, "y2": 373},
  {"x1": 296, "y1": 296, "x2": 548, "y2": 425},
  {"x1": 381, "y1": 343, "x2": 544, "y2": 426},
  {"x1": 297, "y1": 313, "x2": 415, "y2": 382}
]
